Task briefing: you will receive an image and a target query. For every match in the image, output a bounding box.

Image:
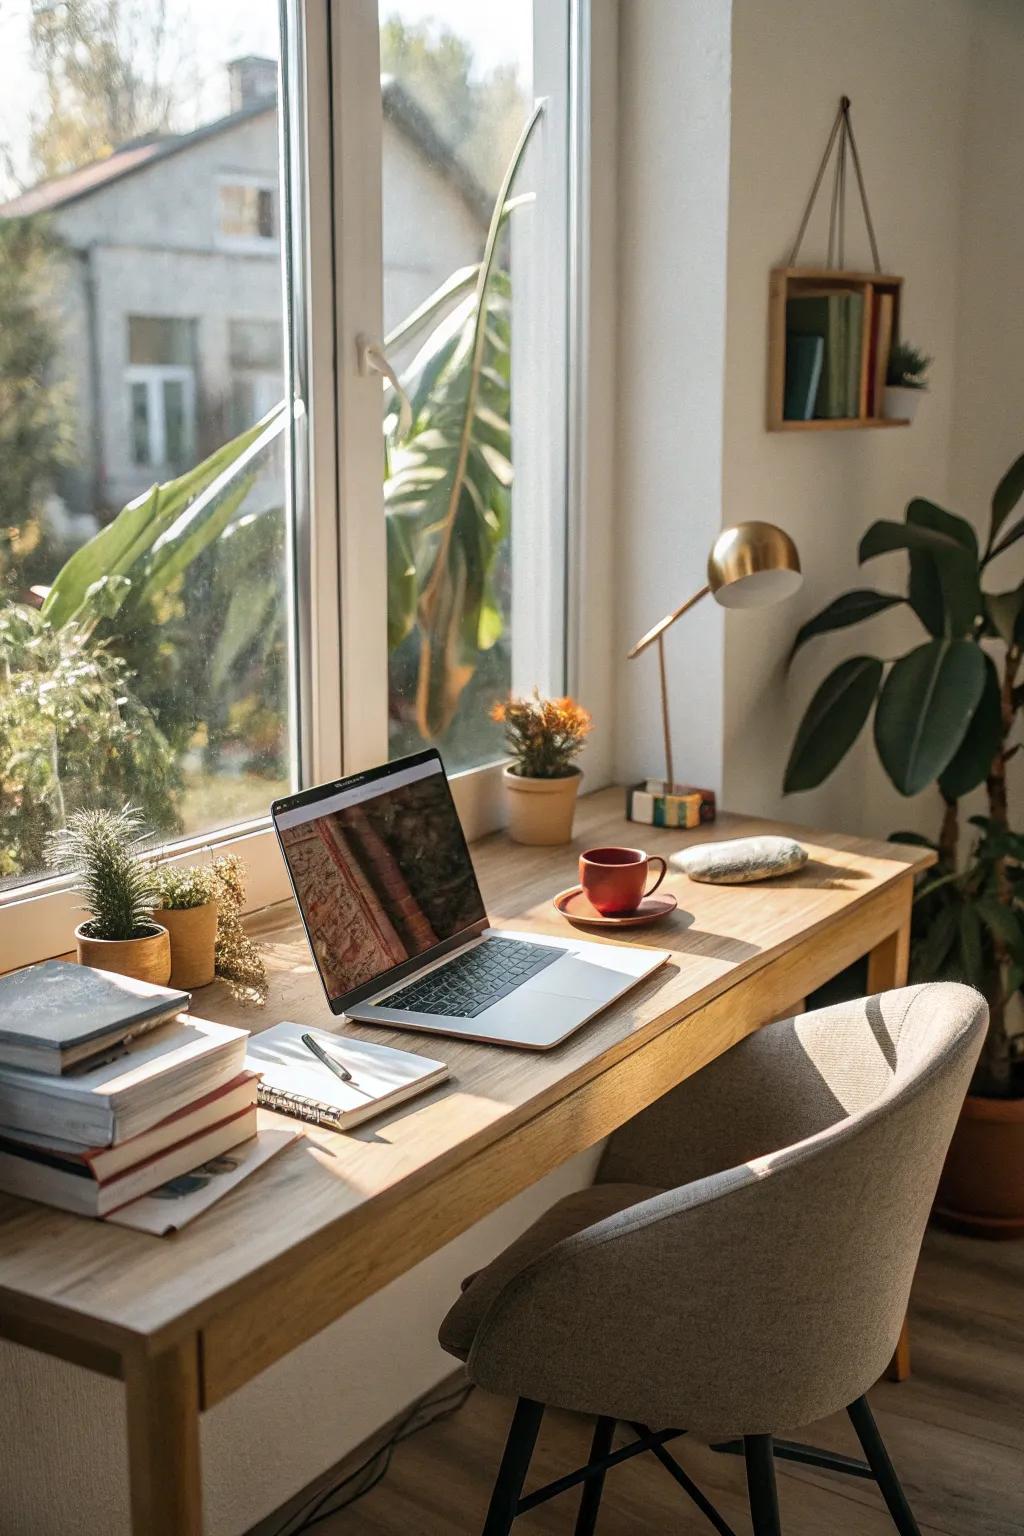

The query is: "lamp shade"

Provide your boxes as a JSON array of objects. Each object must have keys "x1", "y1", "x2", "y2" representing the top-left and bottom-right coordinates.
[{"x1": 708, "y1": 521, "x2": 802, "y2": 610}]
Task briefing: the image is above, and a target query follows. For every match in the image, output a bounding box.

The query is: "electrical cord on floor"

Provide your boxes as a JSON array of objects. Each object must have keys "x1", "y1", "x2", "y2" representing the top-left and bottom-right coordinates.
[{"x1": 270, "y1": 1381, "x2": 476, "y2": 1535}]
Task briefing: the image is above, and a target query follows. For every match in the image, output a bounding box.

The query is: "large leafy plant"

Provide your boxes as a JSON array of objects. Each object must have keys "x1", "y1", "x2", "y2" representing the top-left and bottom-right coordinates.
[
  {"x1": 784, "y1": 451, "x2": 1023, "y2": 1093},
  {"x1": 383, "y1": 103, "x2": 541, "y2": 739}
]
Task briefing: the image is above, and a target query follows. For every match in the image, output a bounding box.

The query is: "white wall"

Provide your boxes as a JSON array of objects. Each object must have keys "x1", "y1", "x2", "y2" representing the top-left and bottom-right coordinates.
[
  {"x1": 718, "y1": 0, "x2": 1023, "y2": 843},
  {"x1": 613, "y1": 0, "x2": 733, "y2": 799},
  {"x1": 720, "y1": 0, "x2": 977, "y2": 841}
]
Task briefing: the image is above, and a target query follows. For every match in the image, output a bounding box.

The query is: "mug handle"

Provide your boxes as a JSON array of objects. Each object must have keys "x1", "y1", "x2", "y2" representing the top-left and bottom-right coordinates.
[{"x1": 643, "y1": 856, "x2": 668, "y2": 897}]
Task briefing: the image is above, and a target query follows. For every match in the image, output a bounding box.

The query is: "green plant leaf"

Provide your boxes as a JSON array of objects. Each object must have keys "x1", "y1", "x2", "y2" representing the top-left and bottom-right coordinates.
[
  {"x1": 938, "y1": 653, "x2": 1003, "y2": 799},
  {"x1": 958, "y1": 903, "x2": 987, "y2": 989},
  {"x1": 787, "y1": 589, "x2": 903, "y2": 666},
  {"x1": 987, "y1": 515, "x2": 1024, "y2": 566},
  {"x1": 913, "y1": 903, "x2": 958, "y2": 978},
  {"x1": 983, "y1": 587, "x2": 1024, "y2": 645},
  {"x1": 976, "y1": 896, "x2": 1024, "y2": 965},
  {"x1": 988, "y1": 450, "x2": 1024, "y2": 550},
  {"x1": 40, "y1": 408, "x2": 284, "y2": 629},
  {"x1": 906, "y1": 500, "x2": 981, "y2": 638},
  {"x1": 874, "y1": 639, "x2": 986, "y2": 796},
  {"x1": 783, "y1": 656, "x2": 883, "y2": 794}
]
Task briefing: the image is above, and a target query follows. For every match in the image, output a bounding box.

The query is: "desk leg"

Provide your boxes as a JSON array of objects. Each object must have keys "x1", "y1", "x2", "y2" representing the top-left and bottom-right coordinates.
[
  {"x1": 867, "y1": 898, "x2": 913, "y2": 1385},
  {"x1": 125, "y1": 1336, "x2": 203, "y2": 1534}
]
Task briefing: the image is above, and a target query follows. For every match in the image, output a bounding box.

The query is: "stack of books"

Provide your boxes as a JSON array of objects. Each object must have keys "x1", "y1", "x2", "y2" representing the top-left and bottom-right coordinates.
[{"x1": 0, "y1": 960, "x2": 254, "y2": 1218}]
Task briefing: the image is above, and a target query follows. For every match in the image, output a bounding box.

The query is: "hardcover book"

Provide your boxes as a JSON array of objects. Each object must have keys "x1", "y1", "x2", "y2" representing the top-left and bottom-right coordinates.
[{"x1": 0, "y1": 960, "x2": 189, "y2": 1074}]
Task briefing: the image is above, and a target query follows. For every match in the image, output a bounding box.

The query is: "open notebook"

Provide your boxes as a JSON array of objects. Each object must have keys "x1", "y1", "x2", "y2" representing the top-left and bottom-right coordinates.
[{"x1": 246, "y1": 1023, "x2": 449, "y2": 1132}]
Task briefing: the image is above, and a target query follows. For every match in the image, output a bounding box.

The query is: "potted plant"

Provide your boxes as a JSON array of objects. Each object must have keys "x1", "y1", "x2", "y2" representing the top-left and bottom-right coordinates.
[
  {"x1": 155, "y1": 864, "x2": 219, "y2": 989},
  {"x1": 883, "y1": 340, "x2": 931, "y2": 423},
  {"x1": 784, "y1": 449, "x2": 1024, "y2": 1235},
  {"x1": 156, "y1": 854, "x2": 269, "y2": 1003},
  {"x1": 492, "y1": 691, "x2": 592, "y2": 845},
  {"x1": 48, "y1": 805, "x2": 171, "y2": 985}
]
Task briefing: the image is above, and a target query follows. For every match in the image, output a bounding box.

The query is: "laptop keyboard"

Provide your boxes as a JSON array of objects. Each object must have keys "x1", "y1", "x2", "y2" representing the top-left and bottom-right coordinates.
[{"x1": 381, "y1": 937, "x2": 562, "y2": 1019}]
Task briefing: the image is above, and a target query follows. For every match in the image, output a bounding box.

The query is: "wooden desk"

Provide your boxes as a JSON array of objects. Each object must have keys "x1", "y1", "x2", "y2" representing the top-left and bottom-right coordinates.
[{"x1": 0, "y1": 791, "x2": 932, "y2": 1534}]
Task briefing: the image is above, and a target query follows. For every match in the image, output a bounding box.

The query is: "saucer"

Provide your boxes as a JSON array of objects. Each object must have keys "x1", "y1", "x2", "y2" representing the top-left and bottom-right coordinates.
[{"x1": 552, "y1": 885, "x2": 678, "y2": 927}]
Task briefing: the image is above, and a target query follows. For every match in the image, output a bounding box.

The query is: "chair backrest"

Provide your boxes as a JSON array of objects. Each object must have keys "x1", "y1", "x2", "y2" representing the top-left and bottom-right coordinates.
[{"x1": 468, "y1": 984, "x2": 987, "y2": 1436}]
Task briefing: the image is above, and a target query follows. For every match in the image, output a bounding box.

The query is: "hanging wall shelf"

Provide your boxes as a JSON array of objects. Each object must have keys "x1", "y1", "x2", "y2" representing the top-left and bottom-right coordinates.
[{"x1": 768, "y1": 98, "x2": 907, "y2": 433}]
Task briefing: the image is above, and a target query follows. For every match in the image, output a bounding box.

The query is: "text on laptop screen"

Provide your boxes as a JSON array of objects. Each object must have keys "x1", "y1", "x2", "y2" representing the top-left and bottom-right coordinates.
[{"x1": 276, "y1": 758, "x2": 486, "y2": 1001}]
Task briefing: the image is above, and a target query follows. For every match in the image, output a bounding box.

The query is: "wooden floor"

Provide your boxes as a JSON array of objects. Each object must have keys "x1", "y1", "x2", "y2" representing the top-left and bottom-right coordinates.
[{"x1": 318, "y1": 1228, "x2": 1024, "y2": 1535}]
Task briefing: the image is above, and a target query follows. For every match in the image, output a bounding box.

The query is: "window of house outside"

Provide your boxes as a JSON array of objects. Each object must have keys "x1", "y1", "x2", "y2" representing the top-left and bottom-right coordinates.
[{"x1": 0, "y1": 0, "x2": 582, "y2": 961}]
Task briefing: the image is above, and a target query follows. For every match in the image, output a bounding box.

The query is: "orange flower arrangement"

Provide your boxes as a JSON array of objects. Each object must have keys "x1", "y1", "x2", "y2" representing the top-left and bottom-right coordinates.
[{"x1": 491, "y1": 690, "x2": 592, "y2": 779}]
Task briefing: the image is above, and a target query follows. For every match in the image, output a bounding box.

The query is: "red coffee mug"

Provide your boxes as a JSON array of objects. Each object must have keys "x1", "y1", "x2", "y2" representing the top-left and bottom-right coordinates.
[{"x1": 579, "y1": 846, "x2": 668, "y2": 917}]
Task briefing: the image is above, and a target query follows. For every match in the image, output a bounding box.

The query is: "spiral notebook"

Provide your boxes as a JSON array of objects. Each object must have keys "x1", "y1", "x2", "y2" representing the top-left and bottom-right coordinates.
[{"x1": 245, "y1": 1023, "x2": 449, "y2": 1132}]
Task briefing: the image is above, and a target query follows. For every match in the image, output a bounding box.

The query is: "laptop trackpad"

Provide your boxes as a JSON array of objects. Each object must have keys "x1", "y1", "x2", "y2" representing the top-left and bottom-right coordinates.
[{"x1": 526, "y1": 954, "x2": 624, "y2": 1002}]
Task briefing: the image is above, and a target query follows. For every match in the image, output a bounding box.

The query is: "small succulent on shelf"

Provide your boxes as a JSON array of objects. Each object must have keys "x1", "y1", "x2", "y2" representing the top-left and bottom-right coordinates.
[
  {"x1": 491, "y1": 691, "x2": 592, "y2": 779},
  {"x1": 155, "y1": 855, "x2": 268, "y2": 1004},
  {"x1": 886, "y1": 340, "x2": 931, "y2": 391},
  {"x1": 47, "y1": 805, "x2": 158, "y2": 941}
]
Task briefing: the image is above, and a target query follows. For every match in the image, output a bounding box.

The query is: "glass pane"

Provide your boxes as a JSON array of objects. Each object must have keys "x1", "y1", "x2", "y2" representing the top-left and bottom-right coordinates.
[
  {"x1": 381, "y1": 3, "x2": 568, "y2": 773},
  {"x1": 0, "y1": 1, "x2": 296, "y2": 891},
  {"x1": 130, "y1": 382, "x2": 151, "y2": 465},
  {"x1": 219, "y1": 182, "x2": 275, "y2": 241},
  {"x1": 129, "y1": 315, "x2": 196, "y2": 366},
  {"x1": 161, "y1": 378, "x2": 190, "y2": 466}
]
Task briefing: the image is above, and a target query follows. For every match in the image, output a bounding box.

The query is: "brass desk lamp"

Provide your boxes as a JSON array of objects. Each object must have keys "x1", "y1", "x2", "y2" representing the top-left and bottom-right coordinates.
[{"x1": 627, "y1": 521, "x2": 802, "y2": 794}]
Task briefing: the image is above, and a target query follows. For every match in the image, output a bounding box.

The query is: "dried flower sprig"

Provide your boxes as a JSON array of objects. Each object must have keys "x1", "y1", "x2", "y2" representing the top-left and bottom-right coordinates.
[
  {"x1": 491, "y1": 690, "x2": 592, "y2": 779},
  {"x1": 209, "y1": 854, "x2": 268, "y2": 1006}
]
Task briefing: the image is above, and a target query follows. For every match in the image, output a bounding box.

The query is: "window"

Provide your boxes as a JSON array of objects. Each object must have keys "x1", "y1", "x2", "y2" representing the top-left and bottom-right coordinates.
[
  {"x1": 0, "y1": 1, "x2": 298, "y2": 910},
  {"x1": 217, "y1": 177, "x2": 277, "y2": 249},
  {"x1": 375, "y1": 2, "x2": 572, "y2": 775},
  {"x1": 0, "y1": 0, "x2": 589, "y2": 965}
]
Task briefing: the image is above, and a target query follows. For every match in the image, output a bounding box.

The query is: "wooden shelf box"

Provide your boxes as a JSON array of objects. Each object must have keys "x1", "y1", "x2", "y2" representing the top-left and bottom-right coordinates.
[{"x1": 768, "y1": 266, "x2": 907, "y2": 432}]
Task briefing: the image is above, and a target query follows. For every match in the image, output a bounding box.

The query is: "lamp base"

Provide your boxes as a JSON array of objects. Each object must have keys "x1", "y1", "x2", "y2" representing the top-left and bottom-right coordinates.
[{"x1": 626, "y1": 780, "x2": 717, "y2": 829}]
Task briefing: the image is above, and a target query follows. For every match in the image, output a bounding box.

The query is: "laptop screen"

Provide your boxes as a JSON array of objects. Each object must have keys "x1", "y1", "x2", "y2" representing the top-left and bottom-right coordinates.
[{"x1": 272, "y1": 751, "x2": 487, "y2": 1010}]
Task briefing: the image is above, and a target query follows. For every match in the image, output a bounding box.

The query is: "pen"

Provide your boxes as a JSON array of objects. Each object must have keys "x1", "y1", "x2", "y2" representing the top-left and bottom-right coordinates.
[{"x1": 301, "y1": 1031, "x2": 354, "y2": 1083}]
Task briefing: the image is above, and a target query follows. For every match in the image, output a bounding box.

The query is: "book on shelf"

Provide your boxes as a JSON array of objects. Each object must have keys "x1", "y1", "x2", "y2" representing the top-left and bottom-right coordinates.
[
  {"x1": 0, "y1": 1015, "x2": 249, "y2": 1146},
  {"x1": 0, "y1": 1099, "x2": 258, "y2": 1218},
  {"x1": 247, "y1": 1022, "x2": 449, "y2": 1132},
  {"x1": 0, "y1": 960, "x2": 190, "y2": 1074},
  {"x1": 783, "y1": 333, "x2": 825, "y2": 421},
  {"x1": 871, "y1": 292, "x2": 895, "y2": 416},
  {"x1": 785, "y1": 291, "x2": 862, "y2": 420}
]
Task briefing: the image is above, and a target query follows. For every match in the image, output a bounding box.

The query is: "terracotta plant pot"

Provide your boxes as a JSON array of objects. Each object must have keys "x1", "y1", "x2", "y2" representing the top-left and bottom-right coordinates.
[
  {"x1": 934, "y1": 1092, "x2": 1024, "y2": 1239},
  {"x1": 502, "y1": 766, "x2": 581, "y2": 846},
  {"x1": 75, "y1": 921, "x2": 172, "y2": 986},
  {"x1": 156, "y1": 902, "x2": 218, "y2": 990}
]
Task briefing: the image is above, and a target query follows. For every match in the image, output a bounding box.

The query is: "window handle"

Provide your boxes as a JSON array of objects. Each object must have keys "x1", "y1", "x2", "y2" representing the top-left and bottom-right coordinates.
[{"x1": 357, "y1": 335, "x2": 413, "y2": 441}]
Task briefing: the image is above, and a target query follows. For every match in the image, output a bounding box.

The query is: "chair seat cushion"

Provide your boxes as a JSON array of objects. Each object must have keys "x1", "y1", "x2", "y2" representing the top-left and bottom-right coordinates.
[{"x1": 440, "y1": 1182, "x2": 662, "y2": 1360}]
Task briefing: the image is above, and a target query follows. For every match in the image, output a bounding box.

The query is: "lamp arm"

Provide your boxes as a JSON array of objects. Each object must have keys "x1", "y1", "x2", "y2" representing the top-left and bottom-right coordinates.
[{"x1": 626, "y1": 584, "x2": 711, "y2": 660}]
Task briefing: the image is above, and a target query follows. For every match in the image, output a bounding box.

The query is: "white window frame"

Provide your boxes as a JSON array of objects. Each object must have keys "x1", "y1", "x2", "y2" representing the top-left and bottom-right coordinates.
[
  {"x1": 126, "y1": 363, "x2": 196, "y2": 467},
  {"x1": 215, "y1": 172, "x2": 279, "y2": 255},
  {"x1": 0, "y1": 0, "x2": 609, "y2": 972}
]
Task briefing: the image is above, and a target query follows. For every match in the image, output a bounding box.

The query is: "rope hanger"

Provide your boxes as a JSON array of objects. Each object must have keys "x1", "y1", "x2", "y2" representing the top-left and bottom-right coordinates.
[{"x1": 789, "y1": 96, "x2": 882, "y2": 272}]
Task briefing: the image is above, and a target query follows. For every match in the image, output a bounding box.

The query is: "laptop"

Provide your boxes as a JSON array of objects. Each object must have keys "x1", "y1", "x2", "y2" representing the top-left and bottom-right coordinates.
[{"x1": 271, "y1": 750, "x2": 670, "y2": 1050}]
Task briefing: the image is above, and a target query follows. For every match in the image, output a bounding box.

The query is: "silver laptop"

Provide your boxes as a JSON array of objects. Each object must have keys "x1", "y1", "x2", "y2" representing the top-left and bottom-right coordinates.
[{"x1": 271, "y1": 750, "x2": 669, "y2": 1050}]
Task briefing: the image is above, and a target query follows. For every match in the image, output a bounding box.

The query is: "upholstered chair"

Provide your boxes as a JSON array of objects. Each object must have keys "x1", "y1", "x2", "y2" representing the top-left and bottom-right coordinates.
[{"x1": 439, "y1": 983, "x2": 987, "y2": 1535}]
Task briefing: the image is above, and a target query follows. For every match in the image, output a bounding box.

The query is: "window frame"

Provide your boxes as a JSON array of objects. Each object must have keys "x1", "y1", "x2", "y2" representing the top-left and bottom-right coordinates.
[
  {"x1": 0, "y1": 0, "x2": 606, "y2": 971},
  {"x1": 125, "y1": 363, "x2": 196, "y2": 467}
]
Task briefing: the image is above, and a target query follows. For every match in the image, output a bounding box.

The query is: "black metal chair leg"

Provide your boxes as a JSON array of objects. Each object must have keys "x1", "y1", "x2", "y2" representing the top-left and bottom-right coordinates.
[
  {"x1": 573, "y1": 1416, "x2": 616, "y2": 1536},
  {"x1": 847, "y1": 1396, "x2": 921, "y2": 1536},
  {"x1": 482, "y1": 1397, "x2": 545, "y2": 1536},
  {"x1": 744, "y1": 1436, "x2": 783, "y2": 1536}
]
